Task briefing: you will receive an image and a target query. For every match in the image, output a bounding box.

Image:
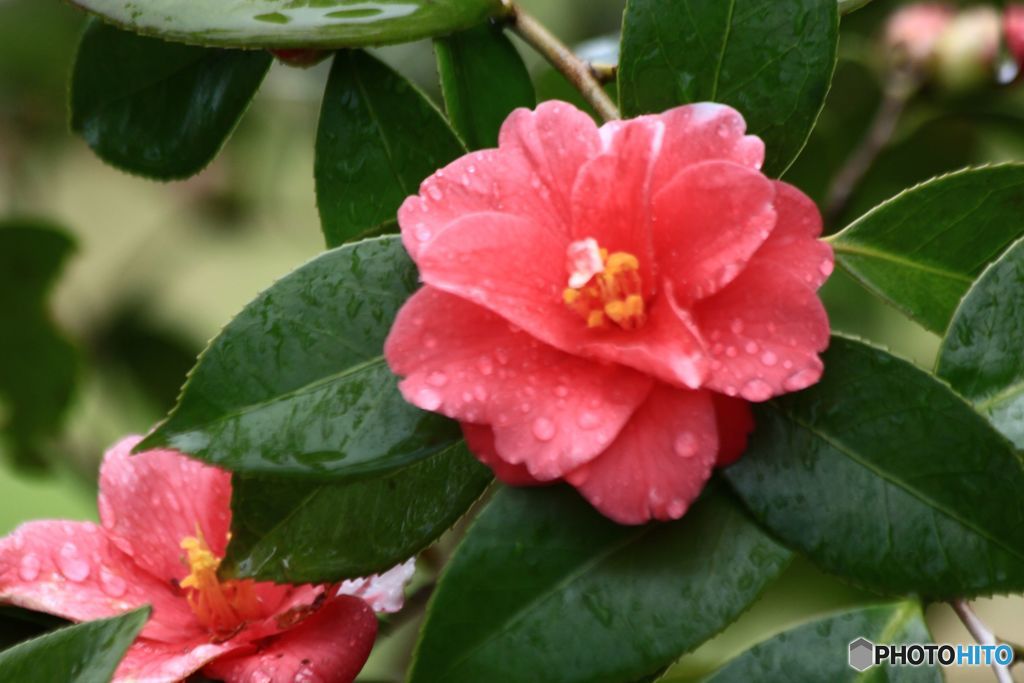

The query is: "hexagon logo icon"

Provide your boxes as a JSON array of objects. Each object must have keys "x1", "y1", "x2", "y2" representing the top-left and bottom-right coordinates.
[{"x1": 849, "y1": 638, "x2": 875, "y2": 671}]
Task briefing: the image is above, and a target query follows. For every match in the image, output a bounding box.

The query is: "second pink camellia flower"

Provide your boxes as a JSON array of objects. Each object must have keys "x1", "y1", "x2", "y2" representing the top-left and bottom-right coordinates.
[{"x1": 385, "y1": 101, "x2": 833, "y2": 525}]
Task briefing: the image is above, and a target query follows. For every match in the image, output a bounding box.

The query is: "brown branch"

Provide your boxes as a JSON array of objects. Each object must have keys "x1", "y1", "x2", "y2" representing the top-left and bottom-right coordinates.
[{"x1": 503, "y1": 2, "x2": 620, "y2": 121}]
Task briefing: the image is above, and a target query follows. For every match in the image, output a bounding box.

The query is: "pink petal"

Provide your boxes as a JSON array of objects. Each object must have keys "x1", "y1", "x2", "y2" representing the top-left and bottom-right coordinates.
[
  {"x1": 0, "y1": 520, "x2": 201, "y2": 643},
  {"x1": 712, "y1": 394, "x2": 755, "y2": 468},
  {"x1": 650, "y1": 103, "x2": 765, "y2": 192},
  {"x1": 570, "y1": 117, "x2": 664, "y2": 283},
  {"x1": 566, "y1": 384, "x2": 718, "y2": 525},
  {"x1": 695, "y1": 183, "x2": 831, "y2": 401},
  {"x1": 385, "y1": 287, "x2": 652, "y2": 480},
  {"x1": 652, "y1": 160, "x2": 777, "y2": 304},
  {"x1": 98, "y1": 436, "x2": 232, "y2": 584},
  {"x1": 400, "y1": 101, "x2": 600, "y2": 260},
  {"x1": 461, "y1": 422, "x2": 545, "y2": 486},
  {"x1": 758, "y1": 182, "x2": 833, "y2": 289},
  {"x1": 202, "y1": 596, "x2": 378, "y2": 683},
  {"x1": 114, "y1": 637, "x2": 243, "y2": 683},
  {"x1": 337, "y1": 558, "x2": 415, "y2": 614}
]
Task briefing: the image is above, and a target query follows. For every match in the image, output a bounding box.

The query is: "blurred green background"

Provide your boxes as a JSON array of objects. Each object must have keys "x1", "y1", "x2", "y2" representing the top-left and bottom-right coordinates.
[{"x1": 0, "y1": 0, "x2": 1020, "y2": 680}]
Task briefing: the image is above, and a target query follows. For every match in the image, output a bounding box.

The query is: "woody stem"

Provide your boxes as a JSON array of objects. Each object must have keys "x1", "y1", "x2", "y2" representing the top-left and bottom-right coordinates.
[
  {"x1": 502, "y1": 1, "x2": 621, "y2": 122},
  {"x1": 950, "y1": 599, "x2": 1015, "y2": 683}
]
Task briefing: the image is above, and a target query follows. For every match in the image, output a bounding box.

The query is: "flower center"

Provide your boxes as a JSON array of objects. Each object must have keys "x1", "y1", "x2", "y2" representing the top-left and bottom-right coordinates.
[
  {"x1": 180, "y1": 531, "x2": 262, "y2": 638},
  {"x1": 563, "y1": 238, "x2": 647, "y2": 330}
]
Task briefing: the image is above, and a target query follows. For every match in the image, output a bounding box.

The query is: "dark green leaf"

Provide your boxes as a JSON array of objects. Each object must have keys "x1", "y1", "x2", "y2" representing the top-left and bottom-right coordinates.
[
  {"x1": 139, "y1": 236, "x2": 461, "y2": 478},
  {"x1": 409, "y1": 486, "x2": 791, "y2": 683},
  {"x1": 315, "y1": 50, "x2": 465, "y2": 247},
  {"x1": 435, "y1": 23, "x2": 535, "y2": 150},
  {"x1": 0, "y1": 220, "x2": 77, "y2": 471},
  {"x1": 705, "y1": 602, "x2": 939, "y2": 683},
  {"x1": 71, "y1": 20, "x2": 270, "y2": 180},
  {"x1": 726, "y1": 335, "x2": 1024, "y2": 597},
  {"x1": 69, "y1": 0, "x2": 502, "y2": 49},
  {"x1": 223, "y1": 442, "x2": 491, "y2": 582},
  {"x1": 937, "y1": 236, "x2": 1024, "y2": 448},
  {"x1": 0, "y1": 607, "x2": 148, "y2": 682},
  {"x1": 830, "y1": 164, "x2": 1024, "y2": 334},
  {"x1": 0, "y1": 607, "x2": 68, "y2": 651},
  {"x1": 618, "y1": 0, "x2": 838, "y2": 176}
]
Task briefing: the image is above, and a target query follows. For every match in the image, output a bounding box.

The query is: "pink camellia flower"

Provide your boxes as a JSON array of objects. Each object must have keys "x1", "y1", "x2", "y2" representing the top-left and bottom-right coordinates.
[
  {"x1": 885, "y1": 3, "x2": 955, "y2": 69},
  {"x1": 0, "y1": 436, "x2": 414, "y2": 682},
  {"x1": 385, "y1": 101, "x2": 832, "y2": 525},
  {"x1": 1005, "y1": 5, "x2": 1024, "y2": 69}
]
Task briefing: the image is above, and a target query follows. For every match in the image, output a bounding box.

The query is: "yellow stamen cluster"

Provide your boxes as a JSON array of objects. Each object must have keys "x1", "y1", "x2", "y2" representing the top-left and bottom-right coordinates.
[
  {"x1": 564, "y1": 248, "x2": 647, "y2": 330},
  {"x1": 180, "y1": 531, "x2": 262, "y2": 638}
]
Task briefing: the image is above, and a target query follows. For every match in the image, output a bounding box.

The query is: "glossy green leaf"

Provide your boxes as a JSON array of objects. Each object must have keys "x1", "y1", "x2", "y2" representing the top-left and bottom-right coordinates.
[
  {"x1": 409, "y1": 486, "x2": 792, "y2": 683},
  {"x1": 71, "y1": 20, "x2": 270, "y2": 180},
  {"x1": 618, "y1": 0, "x2": 838, "y2": 177},
  {"x1": 937, "y1": 237, "x2": 1024, "y2": 448},
  {"x1": 0, "y1": 607, "x2": 148, "y2": 682},
  {"x1": 315, "y1": 50, "x2": 465, "y2": 247},
  {"x1": 830, "y1": 165, "x2": 1024, "y2": 334},
  {"x1": 704, "y1": 602, "x2": 939, "y2": 683},
  {"x1": 726, "y1": 335, "x2": 1024, "y2": 597},
  {"x1": 69, "y1": 0, "x2": 502, "y2": 49},
  {"x1": 435, "y1": 23, "x2": 535, "y2": 150},
  {"x1": 139, "y1": 236, "x2": 461, "y2": 478},
  {"x1": 224, "y1": 442, "x2": 491, "y2": 582},
  {"x1": 0, "y1": 220, "x2": 77, "y2": 471}
]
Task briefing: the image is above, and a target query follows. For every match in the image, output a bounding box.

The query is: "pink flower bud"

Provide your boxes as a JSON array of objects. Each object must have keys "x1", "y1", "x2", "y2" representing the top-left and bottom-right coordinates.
[
  {"x1": 885, "y1": 3, "x2": 955, "y2": 70},
  {"x1": 934, "y1": 7, "x2": 1001, "y2": 91},
  {"x1": 1005, "y1": 4, "x2": 1024, "y2": 69}
]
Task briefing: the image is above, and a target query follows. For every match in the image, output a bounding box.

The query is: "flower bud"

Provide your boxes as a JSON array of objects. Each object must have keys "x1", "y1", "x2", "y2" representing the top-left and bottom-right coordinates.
[
  {"x1": 933, "y1": 7, "x2": 1001, "y2": 92},
  {"x1": 885, "y1": 3, "x2": 955, "y2": 72},
  {"x1": 1005, "y1": 4, "x2": 1024, "y2": 70}
]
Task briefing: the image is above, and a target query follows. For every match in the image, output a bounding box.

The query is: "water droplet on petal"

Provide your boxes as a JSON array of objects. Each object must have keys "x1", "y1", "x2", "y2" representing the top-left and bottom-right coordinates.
[
  {"x1": 725, "y1": 346, "x2": 738, "y2": 358},
  {"x1": 744, "y1": 341, "x2": 759, "y2": 355},
  {"x1": 424, "y1": 335, "x2": 438, "y2": 350},
  {"x1": 667, "y1": 500, "x2": 688, "y2": 518},
  {"x1": 477, "y1": 356, "x2": 494, "y2": 376},
  {"x1": 819, "y1": 259, "x2": 834, "y2": 277},
  {"x1": 724, "y1": 385, "x2": 738, "y2": 397},
  {"x1": 57, "y1": 543, "x2": 90, "y2": 582},
  {"x1": 761, "y1": 351, "x2": 778, "y2": 367},
  {"x1": 415, "y1": 388, "x2": 443, "y2": 411},
  {"x1": 414, "y1": 224, "x2": 431, "y2": 242},
  {"x1": 473, "y1": 385, "x2": 488, "y2": 401},
  {"x1": 98, "y1": 494, "x2": 116, "y2": 528},
  {"x1": 554, "y1": 385, "x2": 569, "y2": 398},
  {"x1": 532, "y1": 417, "x2": 556, "y2": 442},
  {"x1": 783, "y1": 368, "x2": 819, "y2": 392},
  {"x1": 577, "y1": 411, "x2": 601, "y2": 429},
  {"x1": 427, "y1": 371, "x2": 448, "y2": 387},
  {"x1": 673, "y1": 432, "x2": 698, "y2": 458},
  {"x1": 427, "y1": 186, "x2": 443, "y2": 201},
  {"x1": 730, "y1": 319, "x2": 744, "y2": 334},
  {"x1": 519, "y1": 402, "x2": 532, "y2": 414},
  {"x1": 99, "y1": 566, "x2": 127, "y2": 597},
  {"x1": 740, "y1": 379, "x2": 774, "y2": 402},
  {"x1": 18, "y1": 554, "x2": 40, "y2": 581}
]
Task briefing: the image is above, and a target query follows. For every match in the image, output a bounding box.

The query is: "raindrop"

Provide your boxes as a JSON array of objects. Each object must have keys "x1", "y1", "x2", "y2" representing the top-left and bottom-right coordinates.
[
  {"x1": 761, "y1": 351, "x2": 778, "y2": 367},
  {"x1": 519, "y1": 402, "x2": 532, "y2": 414},
  {"x1": 477, "y1": 355, "x2": 494, "y2": 375},
  {"x1": 532, "y1": 417, "x2": 556, "y2": 442},
  {"x1": 415, "y1": 388, "x2": 443, "y2": 411},
  {"x1": 57, "y1": 543, "x2": 90, "y2": 582},
  {"x1": 473, "y1": 385, "x2": 488, "y2": 401},
  {"x1": 740, "y1": 379, "x2": 773, "y2": 402},
  {"x1": 424, "y1": 335, "x2": 438, "y2": 349},
  {"x1": 427, "y1": 371, "x2": 448, "y2": 387},
  {"x1": 99, "y1": 566, "x2": 127, "y2": 598},
  {"x1": 667, "y1": 500, "x2": 688, "y2": 518},
  {"x1": 783, "y1": 369, "x2": 818, "y2": 392},
  {"x1": 744, "y1": 341, "x2": 759, "y2": 355},
  {"x1": 818, "y1": 259, "x2": 834, "y2": 278},
  {"x1": 730, "y1": 318, "x2": 744, "y2": 334},
  {"x1": 554, "y1": 385, "x2": 569, "y2": 398},
  {"x1": 18, "y1": 554, "x2": 40, "y2": 581},
  {"x1": 414, "y1": 224, "x2": 431, "y2": 242},
  {"x1": 427, "y1": 186, "x2": 443, "y2": 201},
  {"x1": 577, "y1": 411, "x2": 601, "y2": 429},
  {"x1": 673, "y1": 432, "x2": 698, "y2": 458},
  {"x1": 725, "y1": 346, "x2": 738, "y2": 358}
]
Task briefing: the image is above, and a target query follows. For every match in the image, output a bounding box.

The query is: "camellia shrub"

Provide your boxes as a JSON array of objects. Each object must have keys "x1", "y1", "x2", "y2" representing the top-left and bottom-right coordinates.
[{"x1": 1, "y1": 0, "x2": 1024, "y2": 681}]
